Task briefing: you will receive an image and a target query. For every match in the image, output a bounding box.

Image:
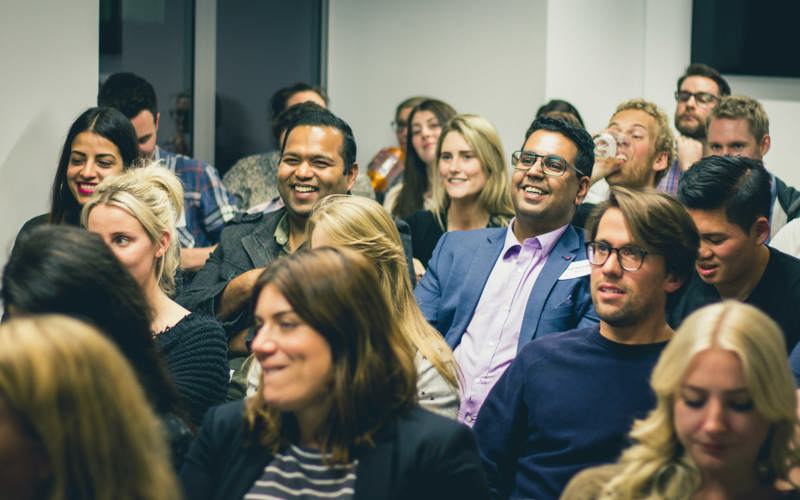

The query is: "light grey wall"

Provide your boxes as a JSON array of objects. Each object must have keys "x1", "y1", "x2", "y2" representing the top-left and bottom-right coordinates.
[
  {"x1": 327, "y1": 0, "x2": 800, "y2": 189},
  {"x1": 327, "y1": 0, "x2": 548, "y2": 169},
  {"x1": 0, "y1": 0, "x2": 99, "y2": 266}
]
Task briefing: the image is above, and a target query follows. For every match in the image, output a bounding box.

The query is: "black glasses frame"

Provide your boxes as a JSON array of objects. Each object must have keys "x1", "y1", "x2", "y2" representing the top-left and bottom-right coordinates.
[
  {"x1": 585, "y1": 241, "x2": 649, "y2": 271},
  {"x1": 674, "y1": 90, "x2": 718, "y2": 105},
  {"x1": 511, "y1": 150, "x2": 586, "y2": 177}
]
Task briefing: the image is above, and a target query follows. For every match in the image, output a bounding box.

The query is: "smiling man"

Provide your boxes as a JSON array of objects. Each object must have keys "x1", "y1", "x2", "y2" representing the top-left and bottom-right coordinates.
[
  {"x1": 671, "y1": 155, "x2": 800, "y2": 351},
  {"x1": 474, "y1": 187, "x2": 698, "y2": 500},
  {"x1": 415, "y1": 116, "x2": 599, "y2": 427},
  {"x1": 181, "y1": 103, "x2": 358, "y2": 344}
]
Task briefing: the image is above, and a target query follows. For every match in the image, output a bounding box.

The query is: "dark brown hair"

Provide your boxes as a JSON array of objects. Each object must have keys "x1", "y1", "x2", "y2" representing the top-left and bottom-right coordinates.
[{"x1": 245, "y1": 247, "x2": 417, "y2": 463}]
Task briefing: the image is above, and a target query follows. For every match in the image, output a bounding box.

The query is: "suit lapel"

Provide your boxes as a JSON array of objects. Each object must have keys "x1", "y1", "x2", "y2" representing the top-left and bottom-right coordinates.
[
  {"x1": 242, "y1": 213, "x2": 284, "y2": 268},
  {"x1": 518, "y1": 226, "x2": 581, "y2": 350},
  {"x1": 450, "y1": 230, "x2": 507, "y2": 339},
  {"x1": 354, "y1": 421, "x2": 397, "y2": 499}
]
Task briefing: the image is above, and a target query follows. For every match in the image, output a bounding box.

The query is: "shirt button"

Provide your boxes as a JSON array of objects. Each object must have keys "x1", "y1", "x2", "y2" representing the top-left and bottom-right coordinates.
[
  {"x1": 466, "y1": 415, "x2": 474, "y2": 423},
  {"x1": 474, "y1": 377, "x2": 481, "y2": 383}
]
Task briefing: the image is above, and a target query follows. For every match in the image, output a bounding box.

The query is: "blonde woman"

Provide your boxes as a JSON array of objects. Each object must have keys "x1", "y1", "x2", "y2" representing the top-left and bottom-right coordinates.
[
  {"x1": 0, "y1": 315, "x2": 179, "y2": 500},
  {"x1": 307, "y1": 194, "x2": 461, "y2": 417},
  {"x1": 239, "y1": 195, "x2": 460, "y2": 418},
  {"x1": 563, "y1": 301, "x2": 800, "y2": 500},
  {"x1": 83, "y1": 164, "x2": 228, "y2": 425},
  {"x1": 404, "y1": 114, "x2": 514, "y2": 277}
]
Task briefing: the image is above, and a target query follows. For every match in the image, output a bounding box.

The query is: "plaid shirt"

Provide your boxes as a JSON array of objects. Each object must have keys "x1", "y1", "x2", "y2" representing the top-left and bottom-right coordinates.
[
  {"x1": 656, "y1": 160, "x2": 682, "y2": 196},
  {"x1": 155, "y1": 146, "x2": 239, "y2": 247}
]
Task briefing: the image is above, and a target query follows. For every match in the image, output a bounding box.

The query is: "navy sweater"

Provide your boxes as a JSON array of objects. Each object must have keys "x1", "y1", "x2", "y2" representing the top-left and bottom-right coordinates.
[{"x1": 473, "y1": 326, "x2": 665, "y2": 500}]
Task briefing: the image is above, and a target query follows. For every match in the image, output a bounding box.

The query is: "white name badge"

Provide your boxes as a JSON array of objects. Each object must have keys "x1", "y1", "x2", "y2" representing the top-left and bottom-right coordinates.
[{"x1": 558, "y1": 259, "x2": 591, "y2": 280}]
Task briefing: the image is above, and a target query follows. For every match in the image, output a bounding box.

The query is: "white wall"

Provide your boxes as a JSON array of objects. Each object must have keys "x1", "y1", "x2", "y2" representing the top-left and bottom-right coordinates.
[
  {"x1": 327, "y1": 0, "x2": 548, "y2": 168},
  {"x1": 0, "y1": 1, "x2": 99, "y2": 262},
  {"x1": 328, "y1": 0, "x2": 800, "y2": 190}
]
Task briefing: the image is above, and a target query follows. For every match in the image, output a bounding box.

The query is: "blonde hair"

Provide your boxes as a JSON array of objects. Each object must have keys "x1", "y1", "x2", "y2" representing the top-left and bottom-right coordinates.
[
  {"x1": 430, "y1": 114, "x2": 514, "y2": 230},
  {"x1": 0, "y1": 315, "x2": 179, "y2": 500},
  {"x1": 307, "y1": 195, "x2": 460, "y2": 390},
  {"x1": 710, "y1": 95, "x2": 770, "y2": 142},
  {"x1": 600, "y1": 301, "x2": 800, "y2": 499},
  {"x1": 612, "y1": 99, "x2": 676, "y2": 182},
  {"x1": 81, "y1": 163, "x2": 184, "y2": 296}
]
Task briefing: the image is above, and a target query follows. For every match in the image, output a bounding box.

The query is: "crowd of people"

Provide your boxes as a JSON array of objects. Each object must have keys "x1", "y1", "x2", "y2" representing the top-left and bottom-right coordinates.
[{"x1": 3, "y1": 63, "x2": 800, "y2": 499}]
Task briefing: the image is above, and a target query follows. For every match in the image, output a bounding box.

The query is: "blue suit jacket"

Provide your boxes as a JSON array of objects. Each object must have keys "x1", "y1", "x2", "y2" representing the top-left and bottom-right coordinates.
[{"x1": 415, "y1": 225, "x2": 598, "y2": 352}]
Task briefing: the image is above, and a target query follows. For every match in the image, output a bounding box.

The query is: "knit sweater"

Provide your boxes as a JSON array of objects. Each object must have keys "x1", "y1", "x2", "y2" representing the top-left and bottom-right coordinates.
[{"x1": 155, "y1": 313, "x2": 229, "y2": 426}]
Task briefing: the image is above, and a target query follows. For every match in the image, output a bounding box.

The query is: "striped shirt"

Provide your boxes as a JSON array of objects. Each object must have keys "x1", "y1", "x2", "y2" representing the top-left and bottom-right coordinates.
[{"x1": 245, "y1": 445, "x2": 357, "y2": 499}]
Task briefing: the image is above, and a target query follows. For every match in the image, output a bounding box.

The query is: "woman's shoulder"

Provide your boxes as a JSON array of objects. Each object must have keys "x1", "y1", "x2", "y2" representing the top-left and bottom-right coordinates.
[
  {"x1": 561, "y1": 463, "x2": 621, "y2": 500},
  {"x1": 156, "y1": 312, "x2": 227, "y2": 351}
]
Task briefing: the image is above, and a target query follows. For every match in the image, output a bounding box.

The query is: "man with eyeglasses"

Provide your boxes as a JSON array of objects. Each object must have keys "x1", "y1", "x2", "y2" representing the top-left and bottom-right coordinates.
[
  {"x1": 705, "y1": 95, "x2": 800, "y2": 237},
  {"x1": 670, "y1": 155, "x2": 800, "y2": 352},
  {"x1": 474, "y1": 187, "x2": 698, "y2": 500},
  {"x1": 657, "y1": 63, "x2": 731, "y2": 195},
  {"x1": 415, "y1": 116, "x2": 599, "y2": 427}
]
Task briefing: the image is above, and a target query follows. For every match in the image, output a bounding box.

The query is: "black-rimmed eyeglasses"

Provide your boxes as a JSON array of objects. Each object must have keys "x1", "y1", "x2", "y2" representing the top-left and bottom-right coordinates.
[
  {"x1": 674, "y1": 91, "x2": 718, "y2": 105},
  {"x1": 511, "y1": 150, "x2": 585, "y2": 177},
  {"x1": 586, "y1": 242, "x2": 648, "y2": 271}
]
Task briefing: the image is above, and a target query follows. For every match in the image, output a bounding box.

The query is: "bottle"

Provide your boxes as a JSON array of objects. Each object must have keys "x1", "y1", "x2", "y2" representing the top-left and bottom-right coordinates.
[{"x1": 367, "y1": 146, "x2": 403, "y2": 193}]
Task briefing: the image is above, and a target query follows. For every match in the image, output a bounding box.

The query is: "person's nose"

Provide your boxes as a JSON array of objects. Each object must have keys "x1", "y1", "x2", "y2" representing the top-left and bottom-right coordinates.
[
  {"x1": 79, "y1": 159, "x2": 98, "y2": 179},
  {"x1": 701, "y1": 398, "x2": 728, "y2": 435},
  {"x1": 251, "y1": 325, "x2": 279, "y2": 356},
  {"x1": 294, "y1": 159, "x2": 314, "y2": 179},
  {"x1": 601, "y1": 249, "x2": 624, "y2": 277},
  {"x1": 698, "y1": 241, "x2": 713, "y2": 260}
]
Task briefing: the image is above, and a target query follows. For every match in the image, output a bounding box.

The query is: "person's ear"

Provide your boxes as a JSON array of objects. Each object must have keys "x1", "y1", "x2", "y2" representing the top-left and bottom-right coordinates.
[
  {"x1": 345, "y1": 163, "x2": 359, "y2": 192},
  {"x1": 663, "y1": 271, "x2": 684, "y2": 294},
  {"x1": 156, "y1": 230, "x2": 171, "y2": 258},
  {"x1": 759, "y1": 133, "x2": 771, "y2": 158},
  {"x1": 652, "y1": 150, "x2": 669, "y2": 174},
  {"x1": 574, "y1": 175, "x2": 590, "y2": 205},
  {"x1": 751, "y1": 216, "x2": 770, "y2": 246}
]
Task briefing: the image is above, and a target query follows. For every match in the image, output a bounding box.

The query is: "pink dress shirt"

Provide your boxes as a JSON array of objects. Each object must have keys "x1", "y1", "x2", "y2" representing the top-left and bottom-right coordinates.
[{"x1": 454, "y1": 221, "x2": 568, "y2": 426}]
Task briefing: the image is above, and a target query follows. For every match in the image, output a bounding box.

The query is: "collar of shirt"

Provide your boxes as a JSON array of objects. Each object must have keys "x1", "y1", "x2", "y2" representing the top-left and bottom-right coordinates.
[
  {"x1": 501, "y1": 218, "x2": 568, "y2": 262},
  {"x1": 273, "y1": 212, "x2": 292, "y2": 255}
]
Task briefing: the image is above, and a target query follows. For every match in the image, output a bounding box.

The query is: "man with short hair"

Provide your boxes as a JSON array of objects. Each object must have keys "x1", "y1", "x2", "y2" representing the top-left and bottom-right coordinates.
[
  {"x1": 577, "y1": 98, "x2": 675, "y2": 225},
  {"x1": 705, "y1": 95, "x2": 800, "y2": 236},
  {"x1": 223, "y1": 82, "x2": 374, "y2": 211},
  {"x1": 671, "y1": 155, "x2": 800, "y2": 351},
  {"x1": 98, "y1": 72, "x2": 239, "y2": 269},
  {"x1": 657, "y1": 63, "x2": 731, "y2": 194},
  {"x1": 415, "y1": 116, "x2": 599, "y2": 426},
  {"x1": 475, "y1": 187, "x2": 698, "y2": 500},
  {"x1": 181, "y1": 104, "x2": 359, "y2": 345}
]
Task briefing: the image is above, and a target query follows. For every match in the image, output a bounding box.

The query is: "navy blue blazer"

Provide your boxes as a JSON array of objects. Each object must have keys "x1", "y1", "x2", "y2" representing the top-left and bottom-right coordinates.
[
  {"x1": 179, "y1": 401, "x2": 489, "y2": 500},
  {"x1": 415, "y1": 225, "x2": 598, "y2": 352}
]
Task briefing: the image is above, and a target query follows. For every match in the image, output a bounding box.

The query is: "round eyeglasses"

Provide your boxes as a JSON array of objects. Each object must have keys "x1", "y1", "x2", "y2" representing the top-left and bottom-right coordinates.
[{"x1": 586, "y1": 241, "x2": 648, "y2": 271}]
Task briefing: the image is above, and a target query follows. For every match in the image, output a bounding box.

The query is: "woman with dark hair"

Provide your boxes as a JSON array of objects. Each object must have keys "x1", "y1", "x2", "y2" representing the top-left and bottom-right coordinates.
[
  {"x1": 14, "y1": 107, "x2": 139, "y2": 244},
  {"x1": 1, "y1": 225, "x2": 192, "y2": 468},
  {"x1": 180, "y1": 247, "x2": 488, "y2": 500},
  {"x1": 386, "y1": 99, "x2": 457, "y2": 218}
]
